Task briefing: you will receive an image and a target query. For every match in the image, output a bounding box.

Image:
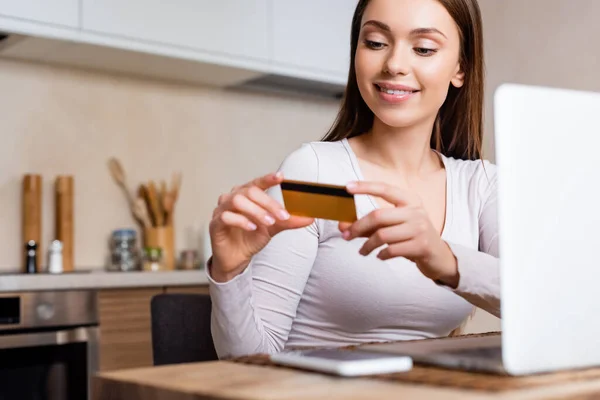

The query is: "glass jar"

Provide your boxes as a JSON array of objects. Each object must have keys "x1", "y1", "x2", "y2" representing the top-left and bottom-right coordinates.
[
  {"x1": 143, "y1": 246, "x2": 164, "y2": 272},
  {"x1": 178, "y1": 250, "x2": 200, "y2": 270},
  {"x1": 108, "y1": 229, "x2": 141, "y2": 272}
]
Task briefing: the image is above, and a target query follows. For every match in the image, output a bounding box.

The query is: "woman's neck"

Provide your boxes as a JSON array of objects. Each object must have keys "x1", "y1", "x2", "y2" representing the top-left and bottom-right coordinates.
[{"x1": 351, "y1": 116, "x2": 441, "y2": 178}]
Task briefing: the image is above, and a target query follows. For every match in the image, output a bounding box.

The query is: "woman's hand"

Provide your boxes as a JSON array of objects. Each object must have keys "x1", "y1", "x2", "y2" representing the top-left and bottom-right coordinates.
[
  {"x1": 209, "y1": 172, "x2": 314, "y2": 283},
  {"x1": 339, "y1": 181, "x2": 459, "y2": 287}
]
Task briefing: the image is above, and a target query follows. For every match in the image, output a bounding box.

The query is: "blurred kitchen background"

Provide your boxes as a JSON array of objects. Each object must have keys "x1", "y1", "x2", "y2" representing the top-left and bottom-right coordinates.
[{"x1": 1, "y1": 0, "x2": 600, "y2": 348}]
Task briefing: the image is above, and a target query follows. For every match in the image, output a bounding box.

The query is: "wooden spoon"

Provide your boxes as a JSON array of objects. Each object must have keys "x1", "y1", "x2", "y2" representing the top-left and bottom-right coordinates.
[
  {"x1": 171, "y1": 172, "x2": 182, "y2": 202},
  {"x1": 133, "y1": 197, "x2": 153, "y2": 228},
  {"x1": 159, "y1": 180, "x2": 167, "y2": 222},
  {"x1": 164, "y1": 172, "x2": 182, "y2": 226},
  {"x1": 163, "y1": 192, "x2": 175, "y2": 226},
  {"x1": 146, "y1": 181, "x2": 164, "y2": 226},
  {"x1": 138, "y1": 184, "x2": 155, "y2": 227},
  {"x1": 107, "y1": 158, "x2": 135, "y2": 208}
]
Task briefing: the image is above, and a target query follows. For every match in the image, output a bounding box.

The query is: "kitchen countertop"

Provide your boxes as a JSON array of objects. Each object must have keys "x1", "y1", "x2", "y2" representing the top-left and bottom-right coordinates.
[{"x1": 0, "y1": 269, "x2": 209, "y2": 292}]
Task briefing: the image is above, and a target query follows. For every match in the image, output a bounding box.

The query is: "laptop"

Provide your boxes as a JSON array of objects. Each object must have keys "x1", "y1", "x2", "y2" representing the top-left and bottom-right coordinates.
[{"x1": 361, "y1": 83, "x2": 600, "y2": 376}]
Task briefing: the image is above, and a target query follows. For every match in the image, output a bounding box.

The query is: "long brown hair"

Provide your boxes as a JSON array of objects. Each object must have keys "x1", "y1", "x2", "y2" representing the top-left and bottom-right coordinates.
[{"x1": 322, "y1": 0, "x2": 485, "y2": 161}]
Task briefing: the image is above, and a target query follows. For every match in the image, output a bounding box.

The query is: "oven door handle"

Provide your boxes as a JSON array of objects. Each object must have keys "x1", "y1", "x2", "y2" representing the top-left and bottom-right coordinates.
[{"x1": 0, "y1": 326, "x2": 98, "y2": 349}]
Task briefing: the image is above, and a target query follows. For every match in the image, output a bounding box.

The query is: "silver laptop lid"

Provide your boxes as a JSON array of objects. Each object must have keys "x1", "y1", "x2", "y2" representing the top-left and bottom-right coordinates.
[{"x1": 495, "y1": 83, "x2": 600, "y2": 375}]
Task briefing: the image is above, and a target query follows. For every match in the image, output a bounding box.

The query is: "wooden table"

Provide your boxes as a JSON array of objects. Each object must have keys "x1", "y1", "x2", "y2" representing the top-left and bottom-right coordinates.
[{"x1": 94, "y1": 358, "x2": 600, "y2": 400}]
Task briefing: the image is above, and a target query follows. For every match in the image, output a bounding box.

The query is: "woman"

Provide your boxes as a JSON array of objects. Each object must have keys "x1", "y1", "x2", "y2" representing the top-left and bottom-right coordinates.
[{"x1": 207, "y1": 0, "x2": 499, "y2": 359}]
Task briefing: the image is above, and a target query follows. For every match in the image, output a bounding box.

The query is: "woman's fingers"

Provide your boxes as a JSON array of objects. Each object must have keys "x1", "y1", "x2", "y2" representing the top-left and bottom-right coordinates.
[
  {"x1": 344, "y1": 208, "x2": 418, "y2": 240},
  {"x1": 219, "y1": 210, "x2": 258, "y2": 231},
  {"x1": 215, "y1": 171, "x2": 290, "y2": 227},
  {"x1": 358, "y1": 224, "x2": 414, "y2": 256},
  {"x1": 346, "y1": 181, "x2": 421, "y2": 207},
  {"x1": 218, "y1": 171, "x2": 282, "y2": 207},
  {"x1": 245, "y1": 185, "x2": 290, "y2": 222},
  {"x1": 248, "y1": 171, "x2": 285, "y2": 191},
  {"x1": 338, "y1": 221, "x2": 352, "y2": 233},
  {"x1": 271, "y1": 215, "x2": 315, "y2": 235},
  {"x1": 336, "y1": 198, "x2": 435, "y2": 262},
  {"x1": 229, "y1": 193, "x2": 278, "y2": 227},
  {"x1": 214, "y1": 171, "x2": 319, "y2": 236},
  {"x1": 339, "y1": 181, "x2": 424, "y2": 241},
  {"x1": 376, "y1": 240, "x2": 423, "y2": 261}
]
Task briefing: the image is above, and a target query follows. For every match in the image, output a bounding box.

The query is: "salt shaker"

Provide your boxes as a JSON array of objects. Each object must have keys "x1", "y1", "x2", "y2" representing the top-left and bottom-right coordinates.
[{"x1": 48, "y1": 240, "x2": 64, "y2": 274}]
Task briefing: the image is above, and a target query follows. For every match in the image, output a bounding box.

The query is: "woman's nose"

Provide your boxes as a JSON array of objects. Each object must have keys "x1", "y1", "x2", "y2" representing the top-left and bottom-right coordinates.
[{"x1": 383, "y1": 47, "x2": 410, "y2": 76}]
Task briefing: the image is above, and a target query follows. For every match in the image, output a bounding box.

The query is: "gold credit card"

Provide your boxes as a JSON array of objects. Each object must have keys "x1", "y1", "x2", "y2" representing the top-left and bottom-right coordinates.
[{"x1": 281, "y1": 179, "x2": 357, "y2": 222}]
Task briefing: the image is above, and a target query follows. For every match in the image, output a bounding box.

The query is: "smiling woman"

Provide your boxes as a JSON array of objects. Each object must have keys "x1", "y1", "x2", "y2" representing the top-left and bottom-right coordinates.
[
  {"x1": 207, "y1": 0, "x2": 499, "y2": 360},
  {"x1": 325, "y1": 0, "x2": 484, "y2": 161}
]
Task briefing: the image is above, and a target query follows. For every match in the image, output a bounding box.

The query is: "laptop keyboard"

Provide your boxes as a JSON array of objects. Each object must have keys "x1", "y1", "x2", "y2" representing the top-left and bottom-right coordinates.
[
  {"x1": 410, "y1": 345, "x2": 505, "y2": 373},
  {"x1": 442, "y1": 346, "x2": 502, "y2": 360}
]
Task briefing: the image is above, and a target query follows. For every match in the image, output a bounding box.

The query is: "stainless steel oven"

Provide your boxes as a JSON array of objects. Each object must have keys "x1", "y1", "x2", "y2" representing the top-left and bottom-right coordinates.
[{"x1": 0, "y1": 290, "x2": 99, "y2": 400}]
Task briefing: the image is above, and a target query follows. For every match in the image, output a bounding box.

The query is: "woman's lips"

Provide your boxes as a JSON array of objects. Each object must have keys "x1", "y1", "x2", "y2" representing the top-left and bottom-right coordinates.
[{"x1": 375, "y1": 83, "x2": 420, "y2": 103}]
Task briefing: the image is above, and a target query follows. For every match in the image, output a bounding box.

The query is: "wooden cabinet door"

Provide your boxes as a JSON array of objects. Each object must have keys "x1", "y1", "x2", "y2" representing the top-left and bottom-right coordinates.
[
  {"x1": 98, "y1": 288, "x2": 162, "y2": 371},
  {"x1": 98, "y1": 285, "x2": 210, "y2": 371}
]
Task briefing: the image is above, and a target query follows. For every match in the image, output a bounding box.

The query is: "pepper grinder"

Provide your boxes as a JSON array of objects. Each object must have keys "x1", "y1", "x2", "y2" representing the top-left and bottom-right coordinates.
[
  {"x1": 55, "y1": 176, "x2": 74, "y2": 272},
  {"x1": 25, "y1": 240, "x2": 38, "y2": 274}
]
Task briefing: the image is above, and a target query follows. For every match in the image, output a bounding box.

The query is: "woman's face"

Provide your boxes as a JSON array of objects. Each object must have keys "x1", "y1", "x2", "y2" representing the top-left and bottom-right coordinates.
[{"x1": 355, "y1": 0, "x2": 464, "y2": 130}]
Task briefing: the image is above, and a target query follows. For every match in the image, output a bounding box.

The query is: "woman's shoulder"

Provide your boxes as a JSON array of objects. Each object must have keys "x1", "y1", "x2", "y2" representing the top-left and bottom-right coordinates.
[
  {"x1": 442, "y1": 154, "x2": 497, "y2": 199},
  {"x1": 277, "y1": 140, "x2": 354, "y2": 183}
]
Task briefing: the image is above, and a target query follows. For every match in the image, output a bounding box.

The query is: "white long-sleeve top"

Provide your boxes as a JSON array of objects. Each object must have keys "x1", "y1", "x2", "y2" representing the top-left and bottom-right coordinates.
[{"x1": 208, "y1": 139, "x2": 500, "y2": 359}]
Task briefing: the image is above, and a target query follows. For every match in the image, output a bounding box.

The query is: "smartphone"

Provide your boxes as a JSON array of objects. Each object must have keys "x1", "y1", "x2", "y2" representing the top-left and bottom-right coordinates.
[
  {"x1": 269, "y1": 348, "x2": 413, "y2": 377},
  {"x1": 280, "y1": 179, "x2": 357, "y2": 222}
]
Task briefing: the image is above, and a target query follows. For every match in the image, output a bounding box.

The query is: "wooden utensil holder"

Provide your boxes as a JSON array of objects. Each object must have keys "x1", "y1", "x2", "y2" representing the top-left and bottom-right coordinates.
[{"x1": 144, "y1": 225, "x2": 175, "y2": 270}]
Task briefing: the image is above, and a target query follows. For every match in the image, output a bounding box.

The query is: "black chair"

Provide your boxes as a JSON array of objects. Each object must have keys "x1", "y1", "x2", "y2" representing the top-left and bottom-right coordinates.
[{"x1": 150, "y1": 293, "x2": 218, "y2": 365}]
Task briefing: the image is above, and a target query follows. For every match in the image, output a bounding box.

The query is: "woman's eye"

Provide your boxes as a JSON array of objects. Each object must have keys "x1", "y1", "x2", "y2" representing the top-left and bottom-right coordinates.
[
  {"x1": 414, "y1": 47, "x2": 437, "y2": 56},
  {"x1": 365, "y1": 40, "x2": 386, "y2": 50}
]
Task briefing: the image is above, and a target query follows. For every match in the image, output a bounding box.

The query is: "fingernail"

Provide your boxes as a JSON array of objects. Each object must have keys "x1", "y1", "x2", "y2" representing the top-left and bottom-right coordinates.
[
  {"x1": 346, "y1": 182, "x2": 357, "y2": 190},
  {"x1": 278, "y1": 210, "x2": 290, "y2": 220},
  {"x1": 275, "y1": 172, "x2": 283, "y2": 179},
  {"x1": 342, "y1": 230, "x2": 351, "y2": 240},
  {"x1": 264, "y1": 215, "x2": 276, "y2": 225},
  {"x1": 248, "y1": 222, "x2": 257, "y2": 231}
]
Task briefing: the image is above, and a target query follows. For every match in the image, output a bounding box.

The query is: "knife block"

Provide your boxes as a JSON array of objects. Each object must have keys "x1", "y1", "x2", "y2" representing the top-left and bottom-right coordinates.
[
  {"x1": 55, "y1": 176, "x2": 74, "y2": 272},
  {"x1": 22, "y1": 174, "x2": 42, "y2": 272},
  {"x1": 144, "y1": 225, "x2": 175, "y2": 270}
]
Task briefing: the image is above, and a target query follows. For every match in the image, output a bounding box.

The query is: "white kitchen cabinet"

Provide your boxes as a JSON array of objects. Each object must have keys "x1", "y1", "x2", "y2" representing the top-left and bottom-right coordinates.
[
  {"x1": 0, "y1": 0, "x2": 79, "y2": 28},
  {"x1": 81, "y1": 0, "x2": 270, "y2": 62},
  {"x1": 0, "y1": 1, "x2": 348, "y2": 95},
  {"x1": 269, "y1": 0, "x2": 357, "y2": 78}
]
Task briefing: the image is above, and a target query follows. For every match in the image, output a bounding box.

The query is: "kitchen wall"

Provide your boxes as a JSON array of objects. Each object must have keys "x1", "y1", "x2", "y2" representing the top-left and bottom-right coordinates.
[
  {"x1": 0, "y1": 58, "x2": 338, "y2": 272},
  {"x1": 480, "y1": 0, "x2": 600, "y2": 158}
]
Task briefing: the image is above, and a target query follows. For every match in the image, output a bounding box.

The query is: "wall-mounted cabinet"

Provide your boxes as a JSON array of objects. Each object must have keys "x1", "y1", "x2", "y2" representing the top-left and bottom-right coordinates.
[
  {"x1": 269, "y1": 0, "x2": 355, "y2": 78},
  {"x1": 81, "y1": 0, "x2": 270, "y2": 62},
  {"x1": 0, "y1": 1, "x2": 358, "y2": 97},
  {"x1": 0, "y1": 0, "x2": 79, "y2": 28}
]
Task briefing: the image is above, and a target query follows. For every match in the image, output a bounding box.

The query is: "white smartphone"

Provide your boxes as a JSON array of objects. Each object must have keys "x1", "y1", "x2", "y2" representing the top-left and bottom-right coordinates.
[{"x1": 269, "y1": 348, "x2": 413, "y2": 377}]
